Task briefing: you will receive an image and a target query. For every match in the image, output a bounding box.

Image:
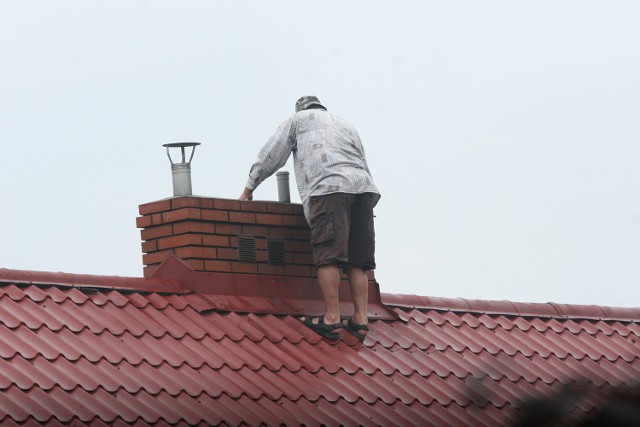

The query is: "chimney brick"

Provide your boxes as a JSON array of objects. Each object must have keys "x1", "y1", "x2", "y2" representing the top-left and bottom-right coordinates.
[
  {"x1": 213, "y1": 199, "x2": 241, "y2": 211},
  {"x1": 136, "y1": 215, "x2": 153, "y2": 228},
  {"x1": 201, "y1": 235, "x2": 230, "y2": 247},
  {"x1": 256, "y1": 213, "x2": 283, "y2": 226},
  {"x1": 141, "y1": 240, "x2": 158, "y2": 253},
  {"x1": 170, "y1": 196, "x2": 214, "y2": 210},
  {"x1": 138, "y1": 196, "x2": 376, "y2": 281},
  {"x1": 137, "y1": 196, "x2": 320, "y2": 279},
  {"x1": 172, "y1": 221, "x2": 216, "y2": 235},
  {"x1": 201, "y1": 210, "x2": 229, "y2": 222},
  {"x1": 175, "y1": 246, "x2": 217, "y2": 259},
  {"x1": 143, "y1": 250, "x2": 174, "y2": 265},
  {"x1": 204, "y1": 260, "x2": 232, "y2": 272},
  {"x1": 139, "y1": 199, "x2": 172, "y2": 215},
  {"x1": 157, "y1": 234, "x2": 202, "y2": 250},
  {"x1": 161, "y1": 207, "x2": 201, "y2": 224},
  {"x1": 228, "y1": 211, "x2": 256, "y2": 224},
  {"x1": 140, "y1": 224, "x2": 173, "y2": 241}
]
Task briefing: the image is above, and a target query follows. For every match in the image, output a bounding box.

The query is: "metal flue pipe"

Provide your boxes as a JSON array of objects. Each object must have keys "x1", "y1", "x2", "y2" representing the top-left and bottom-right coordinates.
[
  {"x1": 162, "y1": 142, "x2": 201, "y2": 196},
  {"x1": 276, "y1": 171, "x2": 291, "y2": 203}
]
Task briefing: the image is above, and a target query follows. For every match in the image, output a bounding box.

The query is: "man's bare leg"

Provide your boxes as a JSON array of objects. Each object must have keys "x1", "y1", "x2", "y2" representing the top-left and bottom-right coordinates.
[
  {"x1": 310, "y1": 264, "x2": 342, "y2": 327},
  {"x1": 346, "y1": 266, "x2": 368, "y2": 326}
]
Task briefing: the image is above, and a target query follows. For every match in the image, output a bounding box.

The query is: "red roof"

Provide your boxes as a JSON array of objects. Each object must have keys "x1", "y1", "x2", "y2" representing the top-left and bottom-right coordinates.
[{"x1": 0, "y1": 260, "x2": 639, "y2": 426}]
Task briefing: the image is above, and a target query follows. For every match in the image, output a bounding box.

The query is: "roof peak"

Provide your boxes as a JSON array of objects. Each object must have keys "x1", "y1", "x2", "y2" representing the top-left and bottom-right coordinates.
[{"x1": 1, "y1": 265, "x2": 638, "y2": 322}]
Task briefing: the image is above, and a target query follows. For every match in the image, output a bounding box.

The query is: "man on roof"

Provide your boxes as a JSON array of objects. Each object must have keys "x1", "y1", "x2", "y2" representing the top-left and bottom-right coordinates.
[{"x1": 240, "y1": 96, "x2": 380, "y2": 342}]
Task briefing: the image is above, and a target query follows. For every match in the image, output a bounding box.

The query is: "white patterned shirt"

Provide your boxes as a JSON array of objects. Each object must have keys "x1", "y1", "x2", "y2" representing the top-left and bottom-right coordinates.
[{"x1": 246, "y1": 109, "x2": 380, "y2": 219}]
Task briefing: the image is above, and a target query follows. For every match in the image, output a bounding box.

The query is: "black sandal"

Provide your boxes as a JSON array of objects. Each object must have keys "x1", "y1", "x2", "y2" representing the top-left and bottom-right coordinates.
[
  {"x1": 301, "y1": 316, "x2": 343, "y2": 340},
  {"x1": 344, "y1": 318, "x2": 369, "y2": 342}
]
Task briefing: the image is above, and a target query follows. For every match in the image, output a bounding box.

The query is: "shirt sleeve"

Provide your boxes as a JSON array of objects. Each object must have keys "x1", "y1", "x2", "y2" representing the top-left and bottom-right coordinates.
[{"x1": 246, "y1": 116, "x2": 296, "y2": 190}]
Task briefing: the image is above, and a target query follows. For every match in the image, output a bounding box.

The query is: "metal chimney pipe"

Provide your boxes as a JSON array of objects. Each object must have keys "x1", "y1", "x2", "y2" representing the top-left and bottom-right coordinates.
[
  {"x1": 276, "y1": 171, "x2": 291, "y2": 203},
  {"x1": 162, "y1": 142, "x2": 201, "y2": 196}
]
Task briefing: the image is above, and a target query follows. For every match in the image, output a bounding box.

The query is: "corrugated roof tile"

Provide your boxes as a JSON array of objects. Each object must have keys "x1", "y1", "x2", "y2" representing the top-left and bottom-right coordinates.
[
  {"x1": 420, "y1": 309, "x2": 451, "y2": 326},
  {"x1": 0, "y1": 285, "x2": 28, "y2": 302},
  {"x1": 438, "y1": 322, "x2": 497, "y2": 353},
  {"x1": 45, "y1": 299, "x2": 129, "y2": 335},
  {"x1": 494, "y1": 314, "x2": 523, "y2": 331},
  {"x1": 262, "y1": 368, "x2": 322, "y2": 401},
  {"x1": 610, "y1": 321, "x2": 638, "y2": 338},
  {"x1": 359, "y1": 344, "x2": 417, "y2": 376},
  {"x1": 365, "y1": 320, "x2": 417, "y2": 349},
  {"x1": 334, "y1": 346, "x2": 386, "y2": 376},
  {"x1": 393, "y1": 307, "x2": 427, "y2": 324},
  {"x1": 52, "y1": 287, "x2": 91, "y2": 305},
  {"x1": 383, "y1": 319, "x2": 435, "y2": 351},
  {"x1": 0, "y1": 278, "x2": 638, "y2": 425},
  {"x1": 130, "y1": 305, "x2": 191, "y2": 339},
  {"x1": 199, "y1": 337, "x2": 248, "y2": 370},
  {"x1": 140, "y1": 293, "x2": 173, "y2": 310},
  {"x1": 19, "y1": 285, "x2": 53, "y2": 303}
]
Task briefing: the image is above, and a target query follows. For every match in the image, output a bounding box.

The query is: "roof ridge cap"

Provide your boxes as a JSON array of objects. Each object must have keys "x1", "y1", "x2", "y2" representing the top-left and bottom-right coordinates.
[
  {"x1": 0, "y1": 267, "x2": 186, "y2": 294},
  {"x1": 380, "y1": 293, "x2": 640, "y2": 321}
]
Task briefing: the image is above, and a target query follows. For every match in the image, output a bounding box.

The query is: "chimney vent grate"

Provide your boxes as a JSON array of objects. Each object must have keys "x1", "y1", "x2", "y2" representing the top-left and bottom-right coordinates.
[
  {"x1": 237, "y1": 236, "x2": 257, "y2": 263},
  {"x1": 267, "y1": 237, "x2": 285, "y2": 265}
]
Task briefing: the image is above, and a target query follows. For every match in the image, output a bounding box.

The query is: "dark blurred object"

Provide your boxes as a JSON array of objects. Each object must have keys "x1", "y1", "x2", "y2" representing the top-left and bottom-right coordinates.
[{"x1": 512, "y1": 382, "x2": 640, "y2": 427}]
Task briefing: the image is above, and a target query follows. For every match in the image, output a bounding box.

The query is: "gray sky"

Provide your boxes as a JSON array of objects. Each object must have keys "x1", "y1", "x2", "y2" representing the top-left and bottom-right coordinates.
[{"x1": 2, "y1": 1, "x2": 639, "y2": 307}]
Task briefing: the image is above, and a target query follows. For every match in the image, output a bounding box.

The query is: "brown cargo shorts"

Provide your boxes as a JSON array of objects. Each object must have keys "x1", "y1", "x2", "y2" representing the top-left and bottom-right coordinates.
[{"x1": 308, "y1": 192, "x2": 376, "y2": 271}]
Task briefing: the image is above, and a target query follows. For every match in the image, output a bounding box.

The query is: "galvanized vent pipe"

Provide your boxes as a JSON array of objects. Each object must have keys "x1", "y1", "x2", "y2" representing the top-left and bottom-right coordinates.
[
  {"x1": 276, "y1": 171, "x2": 291, "y2": 203},
  {"x1": 162, "y1": 142, "x2": 201, "y2": 196}
]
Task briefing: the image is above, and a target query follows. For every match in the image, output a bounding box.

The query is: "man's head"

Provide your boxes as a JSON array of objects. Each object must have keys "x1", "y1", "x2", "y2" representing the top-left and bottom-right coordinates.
[{"x1": 295, "y1": 96, "x2": 327, "y2": 113}]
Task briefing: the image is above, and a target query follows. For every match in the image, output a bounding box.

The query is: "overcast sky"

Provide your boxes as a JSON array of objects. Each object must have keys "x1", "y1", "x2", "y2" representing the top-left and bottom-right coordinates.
[{"x1": 1, "y1": 1, "x2": 639, "y2": 307}]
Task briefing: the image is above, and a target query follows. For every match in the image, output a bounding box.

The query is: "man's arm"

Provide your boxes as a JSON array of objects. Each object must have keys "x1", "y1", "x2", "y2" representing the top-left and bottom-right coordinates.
[
  {"x1": 239, "y1": 187, "x2": 253, "y2": 201},
  {"x1": 240, "y1": 116, "x2": 295, "y2": 200}
]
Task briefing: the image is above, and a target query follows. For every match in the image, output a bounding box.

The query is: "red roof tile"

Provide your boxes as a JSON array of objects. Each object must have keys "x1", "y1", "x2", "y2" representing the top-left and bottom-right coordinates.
[{"x1": 0, "y1": 265, "x2": 638, "y2": 426}]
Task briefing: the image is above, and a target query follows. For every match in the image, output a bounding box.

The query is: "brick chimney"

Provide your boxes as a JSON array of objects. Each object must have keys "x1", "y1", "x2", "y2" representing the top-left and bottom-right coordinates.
[
  {"x1": 136, "y1": 195, "x2": 389, "y2": 319},
  {"x1": 136, "y1": 145, "x2": 384, "y2": 315},
  {"x1": 137, "y1": 196, "x2": 319, "y2": 279}
]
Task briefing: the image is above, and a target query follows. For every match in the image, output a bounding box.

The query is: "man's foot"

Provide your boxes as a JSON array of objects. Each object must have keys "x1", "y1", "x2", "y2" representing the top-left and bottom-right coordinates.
[
  {"x1": 300, "y1": 316, "x2": 343, "y2": 340},
  {"x1": 343, "y1": 318, "x2": 369, "y2": 342}
]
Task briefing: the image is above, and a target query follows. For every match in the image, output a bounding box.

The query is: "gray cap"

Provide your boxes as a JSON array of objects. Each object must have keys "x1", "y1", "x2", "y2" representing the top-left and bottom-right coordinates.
[{"x1": 295, "y1": 96, "x2": 327, "y2": 112}]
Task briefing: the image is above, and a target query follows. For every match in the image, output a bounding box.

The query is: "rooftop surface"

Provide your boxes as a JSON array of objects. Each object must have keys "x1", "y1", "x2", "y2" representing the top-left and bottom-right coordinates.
[{"x1": 0, "y1": 263, "x2": 639, "y2": 426}]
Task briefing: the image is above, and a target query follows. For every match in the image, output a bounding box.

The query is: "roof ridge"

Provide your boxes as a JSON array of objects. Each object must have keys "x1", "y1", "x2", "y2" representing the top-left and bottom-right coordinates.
[
  {"x1": 3, "y1": 267, "x2": 638, "y2": 321},
  {"x1": 0, "y1": 268, "x2": 186, "y2": 294},
  {"x1": 381, "y1": 293, "x2": 640, "y2": 321}
]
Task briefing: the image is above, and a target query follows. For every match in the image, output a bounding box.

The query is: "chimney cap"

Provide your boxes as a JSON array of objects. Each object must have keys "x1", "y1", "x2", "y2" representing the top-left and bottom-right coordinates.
[
  {"x1": 162, "y1": 142, "x2": 201, "y2": 148},
  {"x1": 163, "y1": 142, "x2": 201, "y2": 166},
  {"x1": 162, "y1": 142, "x2": 201, "y2": 196}
]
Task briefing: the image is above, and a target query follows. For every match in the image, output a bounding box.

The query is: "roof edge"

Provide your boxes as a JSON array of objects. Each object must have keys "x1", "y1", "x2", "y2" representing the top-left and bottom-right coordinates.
[{"x1": 381, "y1": 293, "x2": 640, "y2": 321}]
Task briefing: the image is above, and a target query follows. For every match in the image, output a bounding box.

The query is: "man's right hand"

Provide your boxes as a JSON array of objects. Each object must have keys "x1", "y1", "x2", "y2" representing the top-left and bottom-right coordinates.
[{"x1": 239, "y1": 187, "x2": 253, "y2": 201}]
